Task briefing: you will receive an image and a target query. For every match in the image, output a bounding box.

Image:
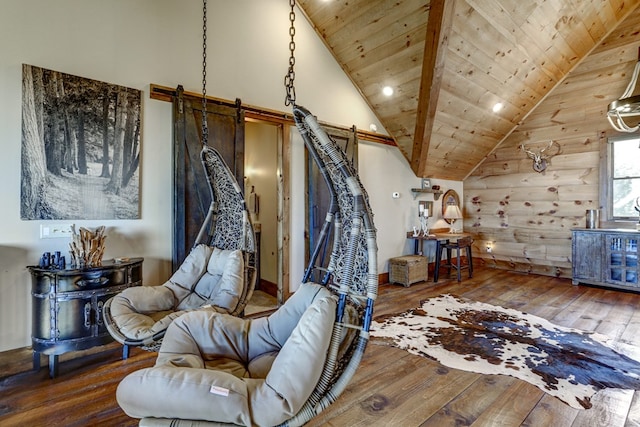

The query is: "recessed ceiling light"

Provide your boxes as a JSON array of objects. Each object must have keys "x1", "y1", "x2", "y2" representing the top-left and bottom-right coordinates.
[
  {"x1": 492, "y1": 102, "x2": 503, "y2": 113},
  {"x1": 382, "y1": 86, "x2": 394, "y2": 96}
]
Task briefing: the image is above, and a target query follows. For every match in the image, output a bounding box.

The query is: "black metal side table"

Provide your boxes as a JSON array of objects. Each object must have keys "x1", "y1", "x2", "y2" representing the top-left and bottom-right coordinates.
[{"x1": 28, "y1": 258, "x2": 143, "y2": 378}]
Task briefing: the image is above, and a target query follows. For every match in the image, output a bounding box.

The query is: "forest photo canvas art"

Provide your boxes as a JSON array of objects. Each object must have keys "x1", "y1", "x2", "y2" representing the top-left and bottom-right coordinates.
[{"x1": 21, "y1": 64, "x2": 141, "y2": 220}]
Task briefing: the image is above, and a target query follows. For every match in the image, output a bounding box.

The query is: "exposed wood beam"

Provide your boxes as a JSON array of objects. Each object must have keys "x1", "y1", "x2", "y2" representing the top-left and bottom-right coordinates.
[{"x1": 411, "y1": 0, "x2": 455, "y2": 177}]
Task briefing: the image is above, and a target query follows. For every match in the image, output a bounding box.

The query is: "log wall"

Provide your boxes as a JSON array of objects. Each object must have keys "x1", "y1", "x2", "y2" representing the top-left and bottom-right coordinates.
[{"x1": 464, "y1": 11, "x2": 640, "y2": 278}]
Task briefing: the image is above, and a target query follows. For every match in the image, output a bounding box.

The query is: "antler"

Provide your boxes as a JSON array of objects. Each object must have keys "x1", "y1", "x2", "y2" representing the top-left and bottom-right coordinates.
[
  {"x1": 538, "y1": 140, "x2": 555, "y2": 158},
  {"x1": 520, "y1": 143, "x2": 537, "y2": 160},
  {"x1": 521, "y1": 140, "x2": 556, "y2": 160},
  {"x1": 521, "y1": 140, "x2": 557, "y2": 172}
]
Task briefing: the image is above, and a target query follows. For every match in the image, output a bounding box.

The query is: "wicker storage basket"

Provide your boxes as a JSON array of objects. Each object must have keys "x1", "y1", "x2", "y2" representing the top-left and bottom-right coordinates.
[{"x1": 389, "y1": 255, "x2": 428, "y2": 287}]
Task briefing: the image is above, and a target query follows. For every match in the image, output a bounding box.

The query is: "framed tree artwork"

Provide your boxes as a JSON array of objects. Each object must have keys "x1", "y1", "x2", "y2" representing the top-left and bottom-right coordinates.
[{"x1": 21, "y1": 64, "x2": 141, "y2": 220}]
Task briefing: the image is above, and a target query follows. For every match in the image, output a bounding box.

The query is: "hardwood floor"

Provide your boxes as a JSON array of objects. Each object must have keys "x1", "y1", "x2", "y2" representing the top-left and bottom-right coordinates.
[{"x1": 2, "y1": 265, "x2": 640, "y2": 426}]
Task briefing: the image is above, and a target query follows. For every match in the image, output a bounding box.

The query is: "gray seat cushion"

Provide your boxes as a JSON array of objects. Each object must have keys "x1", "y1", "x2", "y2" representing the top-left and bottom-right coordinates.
[
  {"x1": 117, "y1": 282, "x2": 336, "y2": 426},
  {"x1": 107, "y1": 244, "x2": 244, "y2": 343}
]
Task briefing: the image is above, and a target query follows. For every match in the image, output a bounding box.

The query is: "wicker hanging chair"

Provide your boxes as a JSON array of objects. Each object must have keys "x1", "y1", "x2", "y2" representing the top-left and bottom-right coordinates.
[
  {"x1": 103, "y1": 145, "x2": 257, "y2": 356},
  {"x1": 115, "y1": 105, "x2": 377, "y2": 426}
]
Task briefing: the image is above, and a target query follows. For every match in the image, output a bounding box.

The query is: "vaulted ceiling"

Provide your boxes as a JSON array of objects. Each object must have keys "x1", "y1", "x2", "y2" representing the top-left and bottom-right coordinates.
[{"x1": 297, "y1": 0, "x2": 640, "y2": 181}]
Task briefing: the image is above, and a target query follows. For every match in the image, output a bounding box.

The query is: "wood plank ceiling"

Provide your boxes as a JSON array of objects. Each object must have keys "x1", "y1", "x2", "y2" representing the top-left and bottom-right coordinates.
[{"x1": 297, "y1": 0, "x2": 640, "y2": 181}]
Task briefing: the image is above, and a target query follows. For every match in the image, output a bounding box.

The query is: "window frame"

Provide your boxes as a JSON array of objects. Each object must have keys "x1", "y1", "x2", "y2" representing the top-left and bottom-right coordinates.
[{"x1": 601, "y1": 134, "x2": 640, "y2": 225}]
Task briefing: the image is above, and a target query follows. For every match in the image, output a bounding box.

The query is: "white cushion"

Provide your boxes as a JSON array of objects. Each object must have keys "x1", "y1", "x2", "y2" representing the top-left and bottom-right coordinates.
[
  {"x1": 107, "y1": 244, "x2": 244, "y2": 343},
  {"x1": 176, "y1": 247, "x2": 243, "y2": 312},
  {"x1": 164, "y1": 244, "x2": 213, "y2": 301},
  {"x1": 117, "y1": 365, "x2": 252, "y2": 425},
  {"x1": 107, "y1": 285, "x2": 178, "y2": 341},
  {"x1": 249, "y1": 292, "x2": 336, "y2": 425},
  {"x1": 116, "y1": 283, "x2": 336, "y2": 426},
  {"x1": 207, "y1": 246, "x2": 235, "y2": 275}
]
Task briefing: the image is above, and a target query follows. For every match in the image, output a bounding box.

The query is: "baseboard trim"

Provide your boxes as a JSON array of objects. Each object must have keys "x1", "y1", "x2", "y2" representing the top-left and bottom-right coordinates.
[
  {"x1": 258, "y1": 279, "x2": 277, "y2": 297},
  {"x1": 379, "y1": 272, "x2": 389, "y2": 285}
]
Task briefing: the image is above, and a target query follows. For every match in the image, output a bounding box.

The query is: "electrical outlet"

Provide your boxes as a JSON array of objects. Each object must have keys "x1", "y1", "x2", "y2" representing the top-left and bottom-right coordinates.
[{"x1": 40, "y1": 223, "x2": 74, "y2": 239}]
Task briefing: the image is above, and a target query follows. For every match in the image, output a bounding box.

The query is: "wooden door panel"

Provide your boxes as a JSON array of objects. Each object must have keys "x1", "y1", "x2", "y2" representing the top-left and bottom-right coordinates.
[{"x1": 172, "y1": 87, "x2": 245, "y2": 270}]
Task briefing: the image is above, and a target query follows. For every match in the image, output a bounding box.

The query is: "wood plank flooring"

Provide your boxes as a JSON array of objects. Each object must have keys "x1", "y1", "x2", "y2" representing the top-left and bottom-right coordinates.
[{"x1": 2, "y1": 265, "x2": 640, "y2": 426}]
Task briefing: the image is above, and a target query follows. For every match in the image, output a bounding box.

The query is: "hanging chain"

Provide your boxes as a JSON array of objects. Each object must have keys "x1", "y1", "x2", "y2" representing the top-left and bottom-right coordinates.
[
  {"x1": 201, "y1": 0, "x2": 209, "y2": 145},
  {"x1": 284, "y1": 0, "x2": 296, "y2": 106}
]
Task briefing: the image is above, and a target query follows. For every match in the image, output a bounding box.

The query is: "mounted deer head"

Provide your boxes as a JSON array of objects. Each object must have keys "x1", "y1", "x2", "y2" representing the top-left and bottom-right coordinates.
[{"x1": 521, "y1": 140, "x2": 559, "y2": 173}]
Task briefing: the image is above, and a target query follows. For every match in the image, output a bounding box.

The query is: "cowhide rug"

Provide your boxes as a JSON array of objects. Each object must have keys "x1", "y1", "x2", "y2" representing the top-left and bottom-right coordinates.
[{"x1": 370, "y1": 294, "x2": 640, "y2": 409}]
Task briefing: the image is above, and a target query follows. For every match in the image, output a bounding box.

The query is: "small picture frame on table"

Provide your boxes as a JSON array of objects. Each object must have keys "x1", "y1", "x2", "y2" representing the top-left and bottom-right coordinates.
[{"x1": 421, "y1": 178, "x2": 431, "y2": 189}]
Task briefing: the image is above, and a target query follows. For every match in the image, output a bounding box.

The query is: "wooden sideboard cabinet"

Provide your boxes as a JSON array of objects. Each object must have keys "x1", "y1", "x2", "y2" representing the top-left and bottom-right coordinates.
[
  {"x1": 572, "y1": 229, "x2": 639, "y2": 291},
  {"x1": 28, "y1": 257, "x2": 143, "y2": 378}
]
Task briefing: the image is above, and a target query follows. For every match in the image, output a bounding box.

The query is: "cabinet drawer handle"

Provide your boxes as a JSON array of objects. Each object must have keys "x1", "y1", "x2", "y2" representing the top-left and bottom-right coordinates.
[
  {"x1": 77, "y1": 277, "x2": 109, "y2": 287},
  {"x1": 96, "y1": 301, "x2": 104, "y2": 326},
  {"x1": 84, "y1": 302, "x2": 92, "y2": 328}
]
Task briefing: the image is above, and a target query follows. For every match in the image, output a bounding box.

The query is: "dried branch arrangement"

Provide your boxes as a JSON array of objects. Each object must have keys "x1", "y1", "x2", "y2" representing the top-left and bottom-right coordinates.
[{"x1": 69, "y1": 225, "x2": 106, "y2": 267}]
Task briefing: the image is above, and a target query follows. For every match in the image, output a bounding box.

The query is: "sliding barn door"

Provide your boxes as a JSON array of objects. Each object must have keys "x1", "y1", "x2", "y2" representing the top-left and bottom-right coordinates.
[
  {"x1": 172, "y1": 86, "x2": 245, "y2": 270},
  {"x1": 306, "y1": 125, "x2": 358, "y2": 281}
]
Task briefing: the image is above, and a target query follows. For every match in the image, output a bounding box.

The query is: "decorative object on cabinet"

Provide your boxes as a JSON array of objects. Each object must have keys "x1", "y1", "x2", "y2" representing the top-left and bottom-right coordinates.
[
  {"x1": 585, "y1": 209, "x2": 600, "y2": 229},
  {"x1": 520, "y1": 140, "x2": 560, "y2": 172},
  {"x1": 572, "y1": 228, "x2": 639, "y2": 291},
  {"x1": 69, "y1": 225, "x2": 106, "y2": 267},
  {"x1": 39, "y1": 250, "x2": 66, "y2": 269},
  {"x1": 607, "y1": 51, "x2": 640, "y2": 133},
  {"x1": 28, "y1": 257, "x2": 143, "y2": 378}
]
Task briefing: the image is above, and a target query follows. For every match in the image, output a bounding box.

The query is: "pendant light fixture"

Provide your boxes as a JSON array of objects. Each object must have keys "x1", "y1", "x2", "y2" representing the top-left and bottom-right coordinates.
[{"x1": 607, "y1": 49, "x2": 640, "y2": 133}]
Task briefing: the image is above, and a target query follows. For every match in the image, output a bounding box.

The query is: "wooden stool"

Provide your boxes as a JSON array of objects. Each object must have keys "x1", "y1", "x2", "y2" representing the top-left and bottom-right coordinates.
[{"x1": 438, "y1": 236, "x2": 473, "y2": 282}]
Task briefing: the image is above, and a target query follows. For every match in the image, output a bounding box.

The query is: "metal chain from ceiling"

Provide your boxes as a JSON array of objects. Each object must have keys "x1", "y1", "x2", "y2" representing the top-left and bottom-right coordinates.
[
  {"x1": 201, "y1": 0, "x2": 209, "y2": 145},
  {"x1": 284, "y1": 0, "x2": 297, "y2": 106}
]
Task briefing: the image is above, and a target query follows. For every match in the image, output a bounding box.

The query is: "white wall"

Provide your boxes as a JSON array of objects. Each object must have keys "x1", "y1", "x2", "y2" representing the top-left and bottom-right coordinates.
[
  {"x1": 289, "y1": 129, "x2": 306, "y2": 292},
  {"x1": 245, "y1": 122, "x2": 279, "y2": 285},
  {"x1": 357, "y1": 142, "x2": 463, "y2": 271},
  {"x1": 1, "y1": 0, "x2": 182, "y2": 352},
  {"x1": 0, "y1": 0, "x2": 460, "y2": 352}
]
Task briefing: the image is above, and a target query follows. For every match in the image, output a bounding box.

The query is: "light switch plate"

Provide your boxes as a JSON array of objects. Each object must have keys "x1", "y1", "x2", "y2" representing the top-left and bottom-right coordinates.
[{"x1": 40, "y1": 223, "x2": 74, "y2": 239}]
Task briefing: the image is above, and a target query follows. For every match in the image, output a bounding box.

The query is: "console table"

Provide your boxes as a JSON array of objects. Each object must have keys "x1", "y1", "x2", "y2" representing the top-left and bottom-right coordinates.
[
  {"x1": 572, "y1": 228, "x2": 639, "y2": 291},
  {"x1": 28, "y1": 257, "x2": 143, "y2": 378}
]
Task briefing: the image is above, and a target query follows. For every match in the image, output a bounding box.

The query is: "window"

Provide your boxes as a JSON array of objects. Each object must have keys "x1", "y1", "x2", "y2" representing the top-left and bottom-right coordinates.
[{"x1": 609, "y1": 136, "x2": 640, "y2": 220}]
